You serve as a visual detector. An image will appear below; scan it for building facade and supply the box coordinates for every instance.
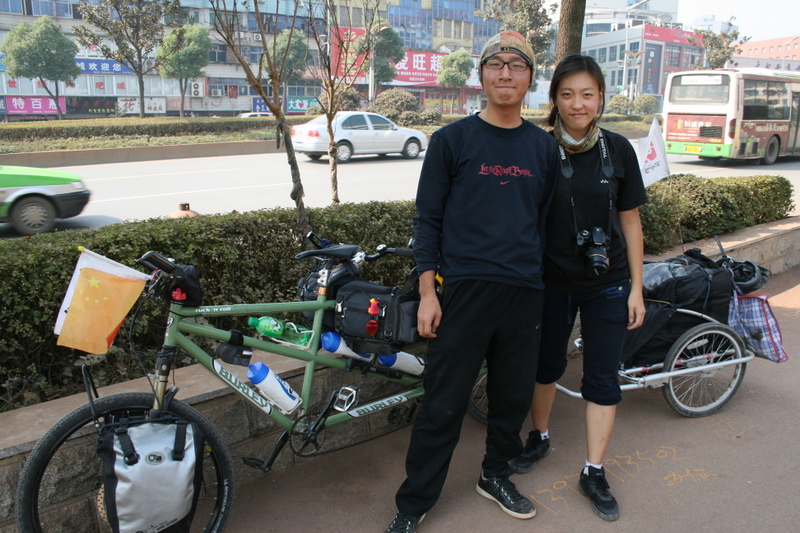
[0,0,501,120]
[581,23,702,109]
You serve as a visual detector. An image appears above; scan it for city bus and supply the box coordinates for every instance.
[662,68,800,164]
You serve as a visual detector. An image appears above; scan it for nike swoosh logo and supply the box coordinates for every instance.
[500,181,510,185]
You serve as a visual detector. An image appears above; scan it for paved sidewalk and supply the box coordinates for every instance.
[224,267,800,533]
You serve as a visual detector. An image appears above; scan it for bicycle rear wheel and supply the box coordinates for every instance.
[661,323,747,418]
[467,363,489,424]
[16,392,234,532]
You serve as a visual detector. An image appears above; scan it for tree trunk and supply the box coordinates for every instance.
[279,117,310,235]
[326,116,340,206]
[556,0,587,65]
[137,71,146,119]
[40,78,63,120]
[179,78,187,118]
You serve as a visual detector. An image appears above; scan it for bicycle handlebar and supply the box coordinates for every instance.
[363,244,414,262]
[137,251,178,275]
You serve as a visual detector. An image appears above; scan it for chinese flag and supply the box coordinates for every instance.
[55,248,151,354]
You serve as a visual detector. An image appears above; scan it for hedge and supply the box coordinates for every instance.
[641,174,794,251]
[0,116,313,141]
[0,175,793,411]
[0,202,417,411]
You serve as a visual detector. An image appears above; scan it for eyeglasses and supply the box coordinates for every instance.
[482,58,531,72]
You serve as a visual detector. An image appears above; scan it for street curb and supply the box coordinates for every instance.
[0,140,285,168]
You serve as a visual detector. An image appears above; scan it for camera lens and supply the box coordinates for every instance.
[585,246,609,278]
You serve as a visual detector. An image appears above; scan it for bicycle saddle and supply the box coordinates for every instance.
[295,244,361,260]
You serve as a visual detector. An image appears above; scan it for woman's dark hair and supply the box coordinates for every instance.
[547,54,606,127]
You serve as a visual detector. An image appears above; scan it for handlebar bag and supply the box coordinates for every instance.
[96,416,204,533]
[166,264,203,307]
[334,280,421,355]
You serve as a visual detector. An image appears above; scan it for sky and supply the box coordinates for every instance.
[676,0,800,43]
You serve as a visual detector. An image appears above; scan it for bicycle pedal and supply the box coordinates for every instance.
[387,404,415,425]
[333,386,360,412]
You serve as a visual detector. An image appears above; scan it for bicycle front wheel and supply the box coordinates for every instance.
[16,392,235,532]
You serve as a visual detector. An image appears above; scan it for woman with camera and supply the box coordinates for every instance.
[512,54,647,522]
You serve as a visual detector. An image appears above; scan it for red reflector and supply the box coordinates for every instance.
[728,118,736,139]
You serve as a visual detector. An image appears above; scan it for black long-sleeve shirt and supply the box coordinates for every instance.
[413,115,559,289]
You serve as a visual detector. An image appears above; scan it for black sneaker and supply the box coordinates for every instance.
[579,466,619,521]
[476,470,536,519]
[511,430,551,474]
[385,512,425,532]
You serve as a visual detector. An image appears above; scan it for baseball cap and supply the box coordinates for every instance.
[480,30,535,69]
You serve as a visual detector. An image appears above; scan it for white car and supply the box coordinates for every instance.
[237,112,272,118]
[290,111,428,163]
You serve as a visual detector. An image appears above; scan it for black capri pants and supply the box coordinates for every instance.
[536,281,630,406]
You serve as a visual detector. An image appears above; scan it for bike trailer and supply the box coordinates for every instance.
[622,260,733,368]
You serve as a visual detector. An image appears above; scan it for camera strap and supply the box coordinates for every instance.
[557,130,614,242]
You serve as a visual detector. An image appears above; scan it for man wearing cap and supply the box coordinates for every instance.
[385,31,560,532]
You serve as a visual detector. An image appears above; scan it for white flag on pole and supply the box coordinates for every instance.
[637,117,671,187]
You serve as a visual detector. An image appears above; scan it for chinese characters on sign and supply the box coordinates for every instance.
[66,97,118,114]
[329,27,480,89]
[253,96,314,114]
[118,97,167,115]
[75,59,134,75]
[6,96,66,115]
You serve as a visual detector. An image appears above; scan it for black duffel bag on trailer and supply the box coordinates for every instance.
[96,415,204,533]
[334,277,422,355]
[622,261,733,368]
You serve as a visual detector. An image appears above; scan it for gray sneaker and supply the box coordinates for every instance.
[385,512,425,532]
[512,430,551,474]
[475,470,536,519]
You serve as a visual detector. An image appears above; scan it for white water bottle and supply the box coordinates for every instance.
[320,332,374,363]
[377,352,425,376]
[247,362,302,414]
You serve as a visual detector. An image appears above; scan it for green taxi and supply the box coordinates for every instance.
[0,165,91,235]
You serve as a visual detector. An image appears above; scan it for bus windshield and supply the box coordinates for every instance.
[669,74,731,105]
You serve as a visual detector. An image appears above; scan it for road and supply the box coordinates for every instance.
[2,143,800,237]
[67,153,424,221]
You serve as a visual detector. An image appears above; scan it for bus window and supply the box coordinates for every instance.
[744,80,768,119]
[668,74,730,105]
[768,82,789,119]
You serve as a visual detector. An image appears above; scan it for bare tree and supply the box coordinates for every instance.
[207,0,315,233]
[302,0,385,206]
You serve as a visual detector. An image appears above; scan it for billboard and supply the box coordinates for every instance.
[6,96,66,114]
[117,97,167,115]
[643,43,663,94]
[252,96,316,114]
[75,58,134,75]
[330,27,481,89]
[643,25,700,46]
[66,97,118,114]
